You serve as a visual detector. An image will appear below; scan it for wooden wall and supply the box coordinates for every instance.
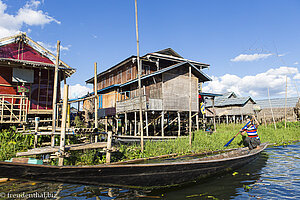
[257,107,298,122]
[0,65,58,112]
[206,101,255,117]
[162,68,198,112]
[96,61,157,91]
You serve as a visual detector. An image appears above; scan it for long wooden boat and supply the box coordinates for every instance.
[0,143,268,188]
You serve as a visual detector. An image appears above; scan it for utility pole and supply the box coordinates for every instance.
[134,0,144,152]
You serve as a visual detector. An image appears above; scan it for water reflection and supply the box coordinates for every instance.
[0,144,299,199]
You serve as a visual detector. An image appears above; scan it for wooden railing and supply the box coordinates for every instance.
[0,94,28,123]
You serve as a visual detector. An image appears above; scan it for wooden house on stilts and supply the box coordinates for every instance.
[85,48,211,138]
[0,33,75,126]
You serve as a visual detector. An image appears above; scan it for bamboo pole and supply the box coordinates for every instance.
[189,65,192,146]
[58,84,69,166]
[268,88,277,130]
[285,76,287,129]
[94,62,98,129]
[51,41,60,147]
[134,0,144,152]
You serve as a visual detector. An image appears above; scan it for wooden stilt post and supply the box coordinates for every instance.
[196,113,199,131]
[105,116,108,132]
[125,112,127,135]
[161,111,164,137]
[67,104,70,128]
[189,65,192,146]
[212,97,216,132]
[145,111,149,136]
[58,84,69,166]
[178,112,180,136]
[51,40,60,147]
[153,118,156,136]
[130,119,132,135]
[134,112,137,136]
[34,117,39,148]
[106,131,112,164]
[115,115,118,134]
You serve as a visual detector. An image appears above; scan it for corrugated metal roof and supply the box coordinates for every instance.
[206,96,254,107]
[255,97,299,109]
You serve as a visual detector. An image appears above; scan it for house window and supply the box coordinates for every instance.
[102,78,106,88]
[142,65,150,75]
[12,68,34,83]
[117,70,122,84]
[109,74,114,85]
[126,66,132,80]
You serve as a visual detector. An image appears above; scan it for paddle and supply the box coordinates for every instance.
[224,131,241,147]
[224,120,251,147]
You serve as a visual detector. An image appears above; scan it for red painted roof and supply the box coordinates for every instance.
[0,42,54,64]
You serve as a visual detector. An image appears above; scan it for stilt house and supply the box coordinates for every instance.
[0,33,75,124]
[85,48,211,136]
[205,92,256,124]
[255,97,300,122]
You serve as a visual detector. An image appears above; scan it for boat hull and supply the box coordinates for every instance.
[0,144,267,188]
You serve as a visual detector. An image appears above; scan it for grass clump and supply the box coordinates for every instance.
[0,129,34,161]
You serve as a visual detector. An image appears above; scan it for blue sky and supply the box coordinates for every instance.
[1,0,299,99]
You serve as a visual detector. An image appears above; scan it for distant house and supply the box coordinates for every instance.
[205,92,256,124]
[0,33,75,124]
[255,97,300,122]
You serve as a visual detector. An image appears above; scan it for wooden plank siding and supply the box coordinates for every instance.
[0,65,58,114]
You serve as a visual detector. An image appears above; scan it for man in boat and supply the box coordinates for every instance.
[240,115,261,150]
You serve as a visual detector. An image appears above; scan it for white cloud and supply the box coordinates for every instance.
[203,66,300,98]
[230,53,273,62]
[37,41,71,54]
[294,74,300,80]
[0,0,60,38]
[62,84,92,100]
[294,62,298,65]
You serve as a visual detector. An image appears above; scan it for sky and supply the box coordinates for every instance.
[0,0,299,100]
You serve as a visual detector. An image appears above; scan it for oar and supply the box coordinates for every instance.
[224,120,251,147]
[224,131,241,147]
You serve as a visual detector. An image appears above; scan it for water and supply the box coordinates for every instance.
[0,143,299,199]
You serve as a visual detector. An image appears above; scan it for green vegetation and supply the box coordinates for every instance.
[115,121,299,162]
[0,121,299,165]
[0,128,34,161]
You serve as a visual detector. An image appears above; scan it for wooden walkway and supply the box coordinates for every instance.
[16,142,107,157]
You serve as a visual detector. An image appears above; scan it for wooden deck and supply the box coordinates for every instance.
[16,142,107,157]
